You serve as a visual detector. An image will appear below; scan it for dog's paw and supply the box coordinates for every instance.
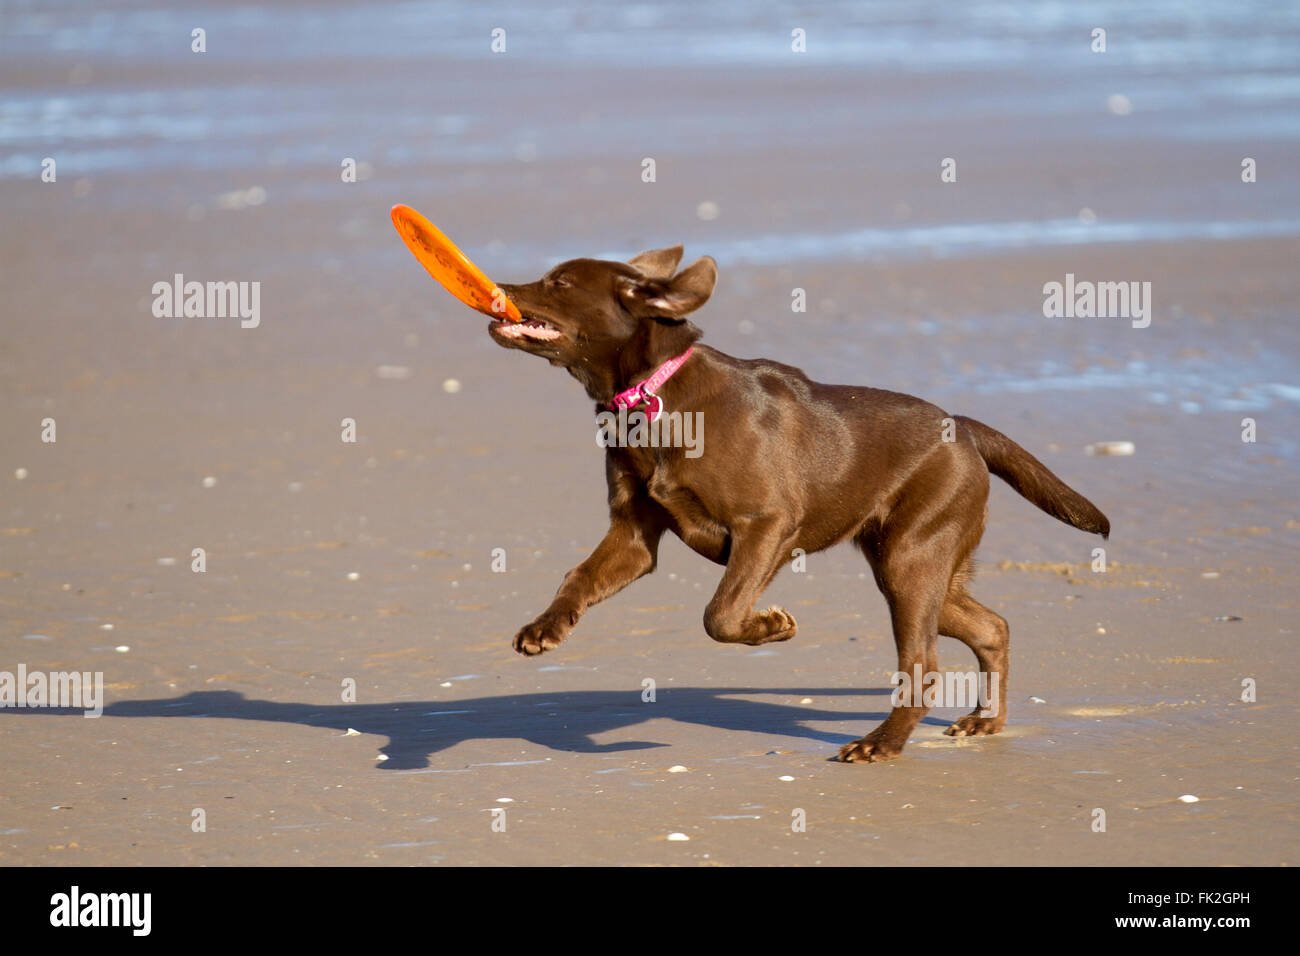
[744,605,797,645]
[838,729,906,763]
[944,711,1006,737]
[512,612,570,656]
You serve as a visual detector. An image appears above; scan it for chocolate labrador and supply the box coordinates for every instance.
[487,246,1109,762]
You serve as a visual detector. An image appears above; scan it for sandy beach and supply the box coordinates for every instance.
[1,1,1297,866]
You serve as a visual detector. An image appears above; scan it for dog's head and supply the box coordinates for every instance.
[490,246,716,401]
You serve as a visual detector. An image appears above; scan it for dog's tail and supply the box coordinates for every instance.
[956,416,1110,538]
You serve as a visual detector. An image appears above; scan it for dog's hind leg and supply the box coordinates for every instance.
[842,450,988,762]
[838,548,948,763]
[702,515,799,645]
[939,579,1009,736]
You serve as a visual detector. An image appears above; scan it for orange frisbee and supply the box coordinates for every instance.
[391,204,522,321]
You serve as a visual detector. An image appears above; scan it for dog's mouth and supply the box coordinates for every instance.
[489,312,562,343]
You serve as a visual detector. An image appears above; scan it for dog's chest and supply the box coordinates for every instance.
[639,464,729,561]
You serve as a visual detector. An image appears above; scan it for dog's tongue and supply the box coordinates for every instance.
[391,204,522,321]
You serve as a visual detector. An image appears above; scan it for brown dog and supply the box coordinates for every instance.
[489,246,1109,762]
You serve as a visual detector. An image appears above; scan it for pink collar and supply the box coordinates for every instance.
[608,346,694,422]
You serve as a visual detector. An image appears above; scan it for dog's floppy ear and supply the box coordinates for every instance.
[627,245,684,280]
[618,255,717,323]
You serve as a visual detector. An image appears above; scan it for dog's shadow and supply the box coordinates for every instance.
[12,686,953,769]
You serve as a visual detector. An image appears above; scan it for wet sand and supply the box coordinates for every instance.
[2,2,1298,865]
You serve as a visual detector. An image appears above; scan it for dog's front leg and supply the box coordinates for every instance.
[702,515,799,645]
[513,497,666,656]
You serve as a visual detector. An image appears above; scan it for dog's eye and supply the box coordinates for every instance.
[549,275,571,289]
